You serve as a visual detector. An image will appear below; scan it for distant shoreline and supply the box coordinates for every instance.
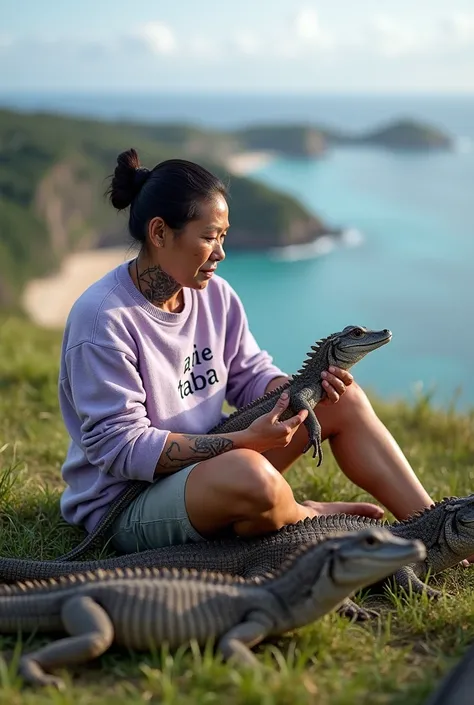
[22,228,365,329]
[268,228,364,262]
[226,150,276,175]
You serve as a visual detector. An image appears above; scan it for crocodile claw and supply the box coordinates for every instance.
[316,443,323,467]
[19,656,66,690]
[338,599,379,622]
[302,439,323,466]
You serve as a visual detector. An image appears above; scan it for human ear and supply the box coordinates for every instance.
[148,217,166,248]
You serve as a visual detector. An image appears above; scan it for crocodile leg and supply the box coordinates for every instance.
[19,596,115,688]
[338,598,379,622]
[393,566,443,599]
[217,611,273,667]
[289,393,323,465]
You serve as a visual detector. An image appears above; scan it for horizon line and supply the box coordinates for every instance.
[1,88,474,97]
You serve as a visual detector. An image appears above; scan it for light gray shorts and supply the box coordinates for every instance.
[107,463,205,553]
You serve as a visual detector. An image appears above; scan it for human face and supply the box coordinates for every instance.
[152,194,229,291]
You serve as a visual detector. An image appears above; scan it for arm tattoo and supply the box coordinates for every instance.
[156,435,235,472]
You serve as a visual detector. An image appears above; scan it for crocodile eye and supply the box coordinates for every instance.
[351,328,364,338]
[363,535,379,548]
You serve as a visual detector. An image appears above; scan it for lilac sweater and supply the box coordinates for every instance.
[59,261,284,532]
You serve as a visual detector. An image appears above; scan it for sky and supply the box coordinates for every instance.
[1,0,473,93]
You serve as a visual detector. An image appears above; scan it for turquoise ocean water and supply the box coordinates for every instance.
[219,144,474,408]
[3,93,474,407]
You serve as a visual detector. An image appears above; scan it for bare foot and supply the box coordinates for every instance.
[460,554,474,567]
[301,500,384,520]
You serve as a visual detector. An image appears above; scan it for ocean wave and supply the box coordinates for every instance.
[267,228,364,262]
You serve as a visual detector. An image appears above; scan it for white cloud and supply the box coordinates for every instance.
[131,22,177,56]
[231,6,335,59]
[234,30,261,56]
[361,12,474,59]
[247,5,335,57]
[293,6,331,45]
[186,36,217,59]
[438,13,474,45]
[4,9,472,67]
[0,8,472,92]
[365,16,419,57]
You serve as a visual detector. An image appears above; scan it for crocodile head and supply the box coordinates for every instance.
[268,528,425,628]
[329,325,392,368]
[295,326,392,379]
[391,494,474,575]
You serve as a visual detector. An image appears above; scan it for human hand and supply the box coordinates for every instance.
[243,392,308,453]
[319,366,353,405]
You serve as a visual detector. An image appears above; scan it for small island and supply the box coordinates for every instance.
[230,119,454,156]
[353,119,454,151]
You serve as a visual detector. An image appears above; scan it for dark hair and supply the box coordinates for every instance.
[107,149,228,243]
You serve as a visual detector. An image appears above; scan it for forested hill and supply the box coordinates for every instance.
[0,109,329,308]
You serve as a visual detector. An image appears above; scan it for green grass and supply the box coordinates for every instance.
[0,314,474,703]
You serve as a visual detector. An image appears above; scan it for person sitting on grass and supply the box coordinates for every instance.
[58,149,435,553]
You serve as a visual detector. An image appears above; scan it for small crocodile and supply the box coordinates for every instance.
[424,641,474,705]
[57,324,392,562]
[211,325,391,463]
[2,496,473,621]
[0,528,424,689]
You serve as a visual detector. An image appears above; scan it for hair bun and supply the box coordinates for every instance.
[107,148,150,211]
[134,167,151,191]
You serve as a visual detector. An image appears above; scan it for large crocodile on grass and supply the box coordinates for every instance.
[2,496,473,622]
[0,528,424,689]
[56,324,392,562]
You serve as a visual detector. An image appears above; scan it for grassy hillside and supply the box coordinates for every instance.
[0,314,473,703]
[0,110,325,309]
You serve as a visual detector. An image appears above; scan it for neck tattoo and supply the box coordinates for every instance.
[135,257,181,306]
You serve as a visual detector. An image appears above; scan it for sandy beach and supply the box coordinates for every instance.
[225,150,276,175]
[22,246,131,329]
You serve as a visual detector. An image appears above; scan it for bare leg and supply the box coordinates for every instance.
[264,382,433,521]
[185,449,312,538]
[185,448,380,539]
